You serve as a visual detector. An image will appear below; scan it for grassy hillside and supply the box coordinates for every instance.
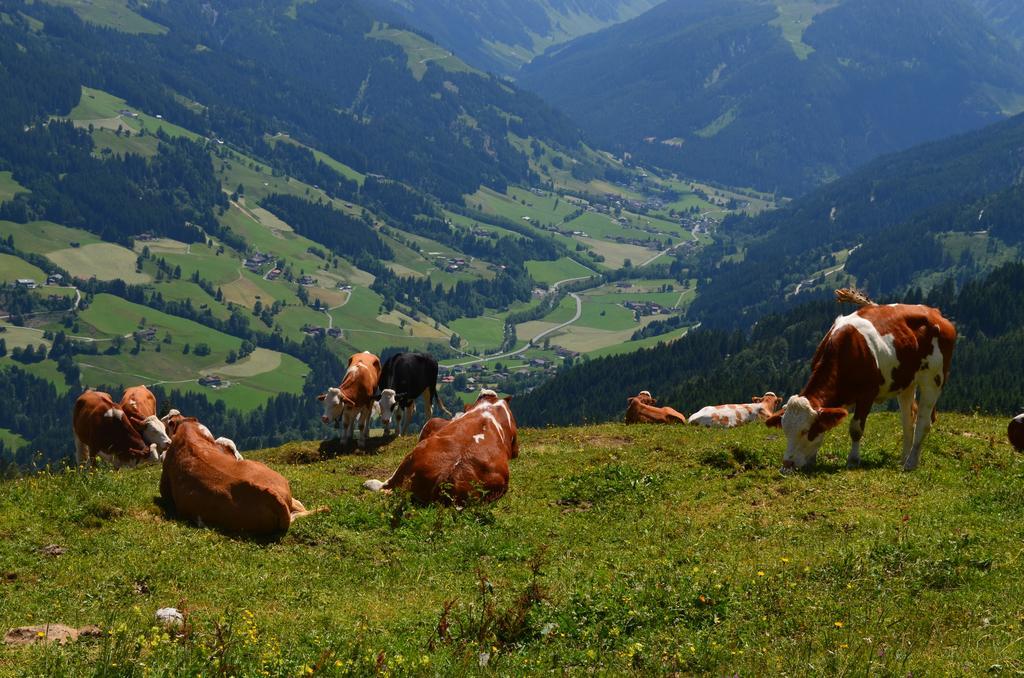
[1,415,1022,674]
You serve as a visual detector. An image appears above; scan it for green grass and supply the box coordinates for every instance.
[368,24,480,80]
[586,325,692,358]
[449,315,506,351]
[0,171,28,202]
[41,0,167,34]
[769,1,839,60]
[0,220,102,255]
[0,254,46,284]
[0,426,27,451]
[525,258,594,286]
[1,414,1023,674]
[47,243,149,284]
[68,87,198,141]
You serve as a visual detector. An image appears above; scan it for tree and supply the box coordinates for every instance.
[0,338,5,357]
[226,350,238,364]
[193,343,211,357]
[450,334,461,349]
[183,343,191,355]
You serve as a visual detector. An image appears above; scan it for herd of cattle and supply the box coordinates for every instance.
[68,290,1024,536]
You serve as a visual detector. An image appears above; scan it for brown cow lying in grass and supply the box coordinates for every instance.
[160,418,322,535]
[363,390,518,505]
[624,391,687,425]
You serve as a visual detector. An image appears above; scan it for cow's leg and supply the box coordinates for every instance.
[74,435,88,467]
[341,409,355,445]
[422,388,433,419]
[897,387,917,464]
[846,403,870,468]
[400,403,414,436]
[905,382,940,471]
[358,407,371,447]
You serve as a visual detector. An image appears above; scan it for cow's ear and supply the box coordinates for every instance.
[765,411,784,428]
[751,396,762,403]
[811,409,843,436]
[503,395,513,403]
[316,393,326,401]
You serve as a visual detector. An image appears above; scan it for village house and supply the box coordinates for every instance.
[297,274,316,286]
[15,279,36,289]
[198,375,223,387]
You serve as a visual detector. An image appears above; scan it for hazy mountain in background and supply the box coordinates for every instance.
[970,0,1024,44]
[364,0,662,74]
[521,0,1024,195]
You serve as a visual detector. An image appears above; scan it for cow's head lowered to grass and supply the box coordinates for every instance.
[766,395,847,471]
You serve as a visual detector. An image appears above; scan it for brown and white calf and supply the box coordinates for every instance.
[624,391,687,425]
[690,392,782,428]
[766,294,956,471]
[72,390,159,468]
[161,410,242,460]
[318,351,381,446]
[159,419,321,535]
[363,390,519,505]
[120,385,171,456]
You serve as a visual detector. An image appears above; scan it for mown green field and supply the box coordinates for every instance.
[42,0,167,34]
[1,414,1022,675]
[524,258,594,286]
[0,254,45,284]
[0,172,28,202]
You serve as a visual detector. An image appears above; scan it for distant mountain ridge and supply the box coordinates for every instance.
[521,0,1024,195]
[365,0,662,74]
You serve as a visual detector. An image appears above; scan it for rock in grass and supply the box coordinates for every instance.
[155,608,184,628]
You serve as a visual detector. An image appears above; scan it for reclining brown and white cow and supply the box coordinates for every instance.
[363,390,518,505]
[160,418,321,535]
[318,351,381,447]
[72,390,160,468]
[689,392,782,428]
[120,385,172,456]
[161,409,242,460]
[766,290,956,472]
[624,391,687,425]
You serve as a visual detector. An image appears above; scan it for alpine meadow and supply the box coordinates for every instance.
[3,0,1024,675]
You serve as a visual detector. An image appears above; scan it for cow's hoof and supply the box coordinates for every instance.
[779,466,795,476]
[846,458,861,469]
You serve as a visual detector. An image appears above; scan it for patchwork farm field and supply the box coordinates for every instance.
[1,415,1022,675]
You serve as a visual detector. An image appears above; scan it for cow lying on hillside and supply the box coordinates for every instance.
[160,418,321,535]
[72,390,159,468]
[161,409,242,460]
[690,392,782,428]
[319,351,381,446]
[624,391,687,425]
[377,352,452,436]
[120,385,171,456]
[766,289,956,472]
[363,390,518,505]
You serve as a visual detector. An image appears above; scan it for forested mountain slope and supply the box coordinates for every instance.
[521,0,1024,195]
[683,111,1024,328]
[515,262,1024,426]
[970,0,1024,44]
[365,0,662,75]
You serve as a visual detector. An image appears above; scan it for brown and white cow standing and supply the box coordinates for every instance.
[120,385,171,456]
[72,390,159,468]
[689,392,782,428]
[363,390,519,505]
[766,290,956,472]
[624,391,687,425]
[318,351,381,447]
[160,419,321,535]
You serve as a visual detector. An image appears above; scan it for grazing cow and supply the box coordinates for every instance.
[120,385,171,455]
[160,419,322,535]
[624,391,687,425]
[766,290,956,472]
[377,352,452,436]
[161,410,242,460]
[363,390,518,505]
[72,390,159,468]
[1009,414,1024,452]
[690,392,783,428]
[318,351,381,446]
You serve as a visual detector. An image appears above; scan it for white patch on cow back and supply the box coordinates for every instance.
[104,408,124,420]
[479,409,506,443]
[473,434,485,443]
[832,312,898,398]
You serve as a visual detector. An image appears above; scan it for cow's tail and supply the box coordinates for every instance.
[433,385,453,417]
[835,288,874,307]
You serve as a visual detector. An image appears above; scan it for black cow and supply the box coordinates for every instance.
[377,352,452,435]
